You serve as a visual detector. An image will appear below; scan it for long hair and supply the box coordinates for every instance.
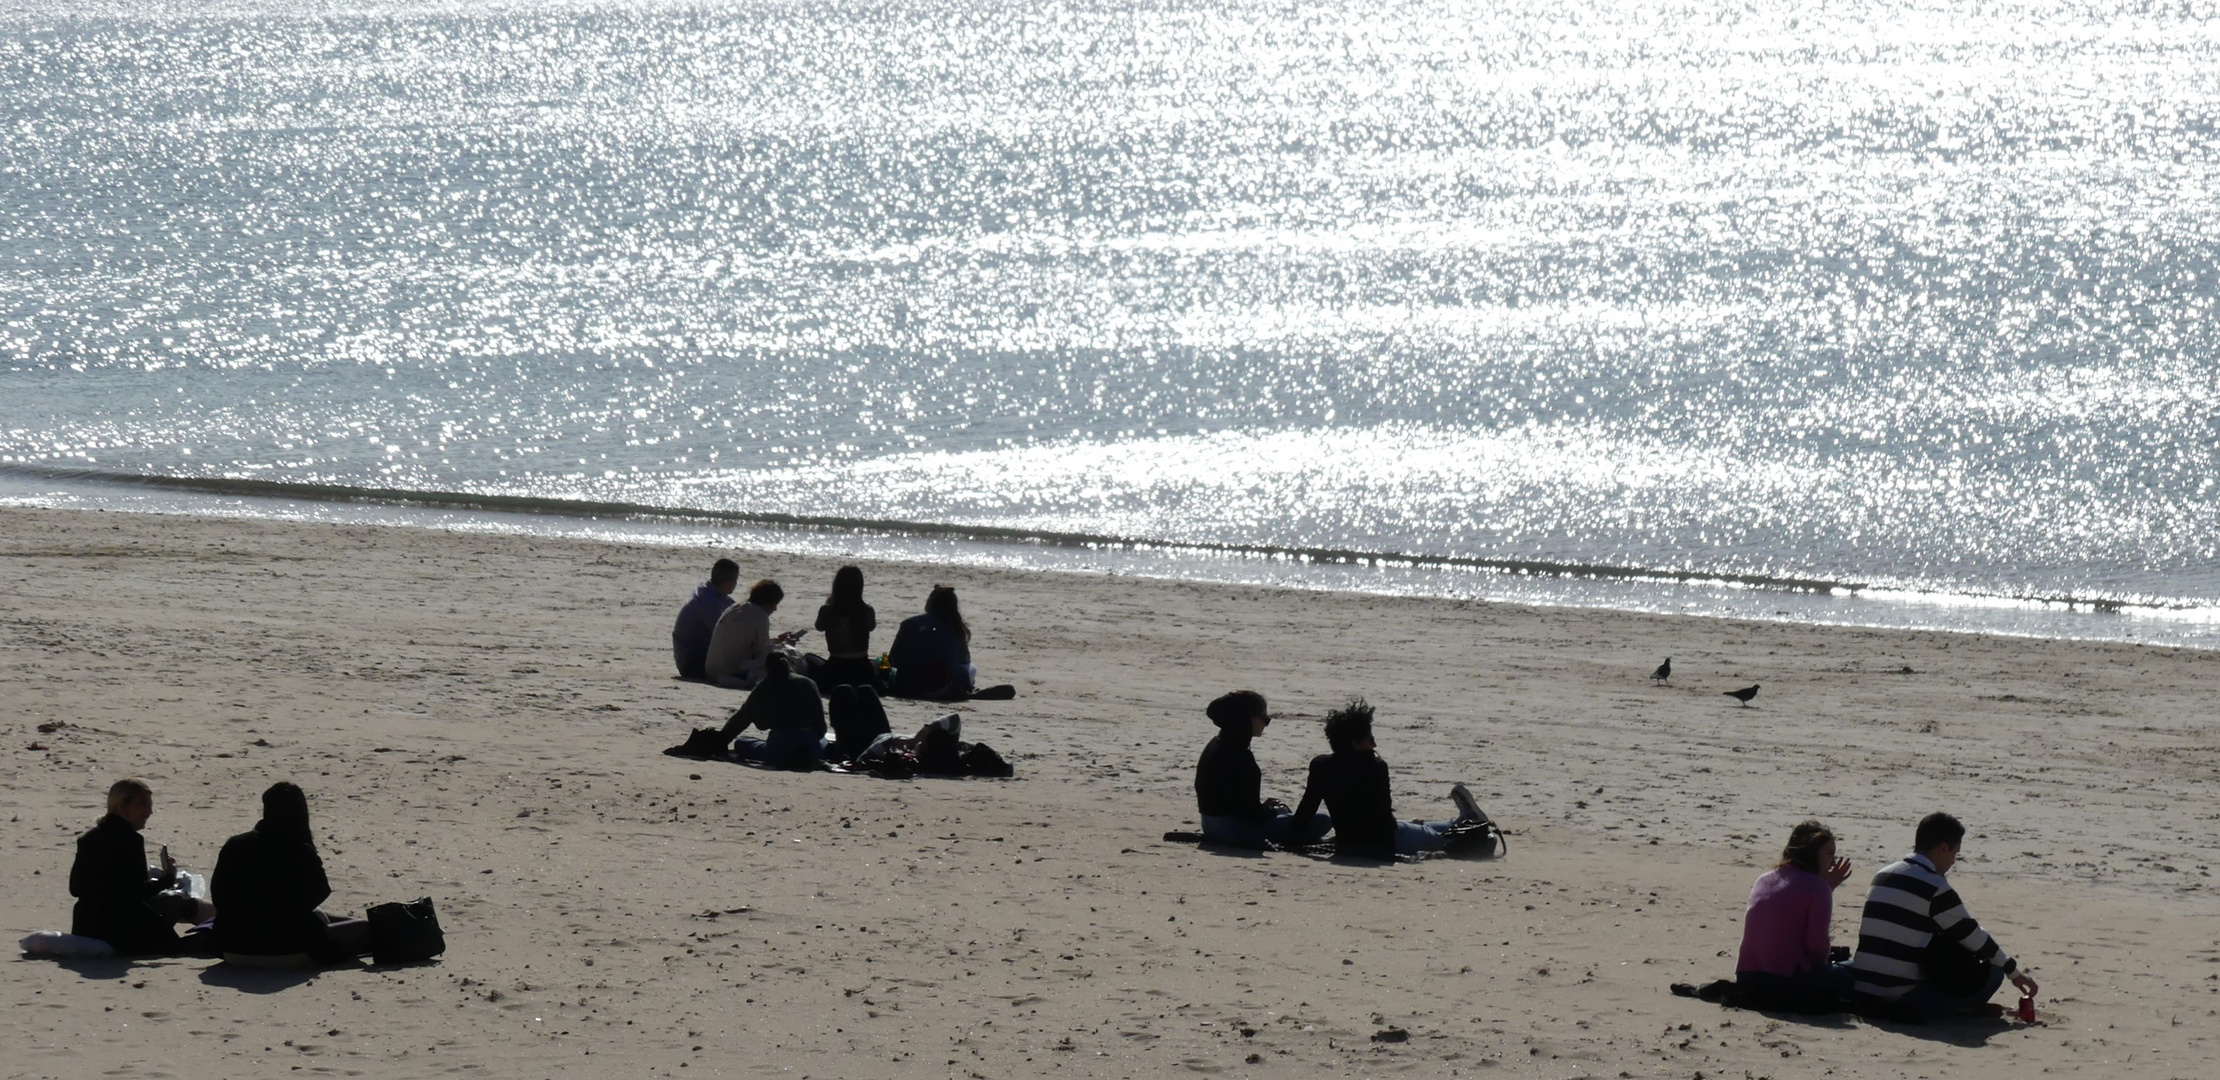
[1777,820,1835,874]
[828,565,866,612]
[925,585,969,643]
[259,781,315,846]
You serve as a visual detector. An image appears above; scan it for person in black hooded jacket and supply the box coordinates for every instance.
[211,782,371,963]
[1195,690,1331,848]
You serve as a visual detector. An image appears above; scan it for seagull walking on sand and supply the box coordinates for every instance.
[1723,684,1759,706]
[1649,658,1671,684]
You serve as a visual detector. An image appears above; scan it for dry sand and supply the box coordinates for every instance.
[4,505,2217,1079]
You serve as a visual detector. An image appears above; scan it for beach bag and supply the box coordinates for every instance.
[959,742,1013,778]
[367,897,446,964]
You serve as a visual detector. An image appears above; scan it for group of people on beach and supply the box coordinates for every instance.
[1724,812,2039,1022]
[667,562,1014,776]
[673,560,1000,702]
[64,778,376,964]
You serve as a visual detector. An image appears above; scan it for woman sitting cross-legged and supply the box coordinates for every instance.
[212,782,372,966]
[1195,690,1331,849]
[1734,820,1856,1012]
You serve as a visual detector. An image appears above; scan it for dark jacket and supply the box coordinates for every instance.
[69,814,178,954]
[814,602,877,657]
[723,671,826,736]
[672,584,735,679]
[888,613,971,698]
[1289,751,1396,859]
[212,823,337,958]
[1195,730,1272,821]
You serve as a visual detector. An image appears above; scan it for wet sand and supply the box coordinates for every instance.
[4,505,2216,1078]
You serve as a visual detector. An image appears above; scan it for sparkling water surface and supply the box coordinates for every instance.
[5,0,2220,642]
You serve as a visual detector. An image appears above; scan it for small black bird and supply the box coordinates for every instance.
[1649,658,1671,684]
[1723,684,1759,706]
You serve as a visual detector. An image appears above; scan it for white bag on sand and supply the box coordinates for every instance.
[19,931,115,958]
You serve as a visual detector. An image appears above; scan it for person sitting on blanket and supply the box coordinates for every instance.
[212,782,373,964]
[69,778,208,955]
[1734,820,1857,1012]
[1194,690,1331,848]
[1285,699,1489,859]
[812,565,882,694]
[704,652,828,769]
[672,558,739,679]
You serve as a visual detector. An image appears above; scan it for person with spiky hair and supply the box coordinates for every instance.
[1286,699,1485,860]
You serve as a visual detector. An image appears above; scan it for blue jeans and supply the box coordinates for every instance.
[1394,820,1460,855]
[1893,963,2006,1021]
[733,729,827,770]
[1201,811,1333,849]
[1737,961,1854,1012]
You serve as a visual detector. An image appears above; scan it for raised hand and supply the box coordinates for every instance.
[1824,855,1853,889]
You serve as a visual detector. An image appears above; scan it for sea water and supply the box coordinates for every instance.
[4,0,2219,645]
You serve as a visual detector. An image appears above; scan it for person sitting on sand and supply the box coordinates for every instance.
[812,565,881,693]
[703,652,828,769]
[1285,699,1488,860]
[69,778,205,955]
[705,579,803,689]
[1734,820,1856,1011]
[1850,812,2038,1021]
[212,782,372,965]
[1195,690,1331,849]
[672,558,740,679]
[888,585,975,699]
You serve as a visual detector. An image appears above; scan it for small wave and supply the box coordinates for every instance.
[1,463,2197,618]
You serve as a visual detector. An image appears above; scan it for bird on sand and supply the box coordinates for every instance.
[1649,658,1671,684]
[1723,685,1759,706]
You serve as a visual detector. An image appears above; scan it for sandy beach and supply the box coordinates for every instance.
[4,505,2216,1079]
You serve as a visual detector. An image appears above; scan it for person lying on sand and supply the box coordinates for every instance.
[212,782,372,966]
[1286,699,1492,859]
[1734,820,1856,1012]
[1194,690,1331,849]
[672,558,739,680]
[68,778,209,955]
[849,714,1013,778]
[705,579,805,689]
[1851,812,2038,1021]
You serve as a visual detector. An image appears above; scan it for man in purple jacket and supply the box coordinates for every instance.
[672,558,739,679]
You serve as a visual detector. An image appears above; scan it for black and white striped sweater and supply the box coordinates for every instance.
[1850,853,2016,1001]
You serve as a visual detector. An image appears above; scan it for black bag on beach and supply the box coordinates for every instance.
[367,897,446,964]
[959,742,1014,778]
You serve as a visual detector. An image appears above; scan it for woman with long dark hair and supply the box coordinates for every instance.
[888,585,975,699]
[813,565,881,692]
[212,782,372,965]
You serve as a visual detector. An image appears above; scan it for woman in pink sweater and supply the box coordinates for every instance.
[1734,820,1855,1011]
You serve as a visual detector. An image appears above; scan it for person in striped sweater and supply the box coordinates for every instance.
[1850,812,2039,1021]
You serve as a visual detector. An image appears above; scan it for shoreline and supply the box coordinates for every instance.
[5,505,2216,1078]
[7,466,2217,653]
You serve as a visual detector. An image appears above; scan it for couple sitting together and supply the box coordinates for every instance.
[1729,812,2038,1022]
[667,652,1011,777]
[1194,692,1497,860]
[673,561,1010,702]
[68,778,375,965]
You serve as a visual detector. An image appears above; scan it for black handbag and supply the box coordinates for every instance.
[366,897,446,964]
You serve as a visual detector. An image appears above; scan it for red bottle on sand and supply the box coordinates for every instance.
[2017,994,2036,1022]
